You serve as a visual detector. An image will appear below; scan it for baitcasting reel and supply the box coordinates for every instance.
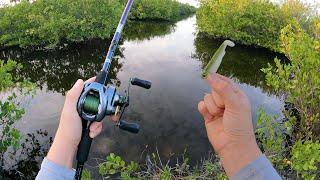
[77,77,151,133]
[74,77,151,180]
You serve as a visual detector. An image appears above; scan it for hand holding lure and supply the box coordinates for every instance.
[202,40,235,78]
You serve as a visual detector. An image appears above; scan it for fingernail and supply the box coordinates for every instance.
[89,132,94,138]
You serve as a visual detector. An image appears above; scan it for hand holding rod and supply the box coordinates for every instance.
[75,1,135,179]
[75,121,93,180]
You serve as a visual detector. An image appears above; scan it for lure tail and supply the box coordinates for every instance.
[202,40,235,78]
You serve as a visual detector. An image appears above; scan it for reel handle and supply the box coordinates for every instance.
[131,78,152,89]
[118,119,140,134]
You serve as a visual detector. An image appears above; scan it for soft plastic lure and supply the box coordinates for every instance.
[202,40,235,78]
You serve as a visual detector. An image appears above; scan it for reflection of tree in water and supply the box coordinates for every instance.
[0,20,178,94]
[3,129,52,179]
[124,21,175,41]
[193,33,287,91]
[0,39,124,94]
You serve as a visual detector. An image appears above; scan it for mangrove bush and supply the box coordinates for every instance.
[0,59,34,178]
[0,0,195,48]
[196,0,318,51]
[130,0,196,21]
[258,22,320,179]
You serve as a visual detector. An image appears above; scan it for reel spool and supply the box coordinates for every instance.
[77,77,152,133]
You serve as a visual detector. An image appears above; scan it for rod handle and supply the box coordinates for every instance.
[118,120,140,134]
[131,78,152,89]
[76,121,93,163]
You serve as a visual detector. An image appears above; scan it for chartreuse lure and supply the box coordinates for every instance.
[202,40,235,78]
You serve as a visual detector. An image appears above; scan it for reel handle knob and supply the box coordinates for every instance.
[131,78,152,89]
[118,120,140,134]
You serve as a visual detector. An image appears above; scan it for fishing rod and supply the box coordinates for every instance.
[75,0,151,179]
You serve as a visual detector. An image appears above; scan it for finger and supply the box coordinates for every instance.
[211,90,224,108]
[110,115,119,122]
[85,77,96,84]
[66,79,84,105]
[89,122,103,138]
[213,74,248,103]
[216,74,234,84]
[198,101,214,121]
[203,94,223,116]
[206,73,239,108]
[89,125,102,138]
[89,121,102,132]
[216,74,242,94]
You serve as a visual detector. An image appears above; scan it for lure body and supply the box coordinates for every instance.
[202,40,235,78]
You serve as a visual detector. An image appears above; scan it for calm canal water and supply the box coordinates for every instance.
[1,16,283,173]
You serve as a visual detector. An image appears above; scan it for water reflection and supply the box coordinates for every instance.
[124,21,176,41]
[3,129,52,179]
[0,21,177,94]
[1,39,123,94]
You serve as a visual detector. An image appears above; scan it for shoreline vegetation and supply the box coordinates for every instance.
[196,0,319,52]
[0,0,196,49]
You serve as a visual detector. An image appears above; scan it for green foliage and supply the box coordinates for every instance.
[96,152,226,179]
[262,22,320,139]
[0,60,21,91]
[291,140,320,180]
[82,169,92,180]
[0,101,23,153]
[197,0,286,51]
[258,19,320,179]
[0,59,34,175]
[0,0,195,48]
[0,0,123,48]
[0,60,23,155]
[256,109,291,173]
[281,0,312,32]
[314,18,320,39]
[130,0,196,21]
[196,0,318,51]
[201,156,227,180]
[98,153,139,179]
[256,108,320,179]
[160,166,172,180]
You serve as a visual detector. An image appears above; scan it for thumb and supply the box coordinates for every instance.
[66,79,84,105]
[206,74,239,109]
